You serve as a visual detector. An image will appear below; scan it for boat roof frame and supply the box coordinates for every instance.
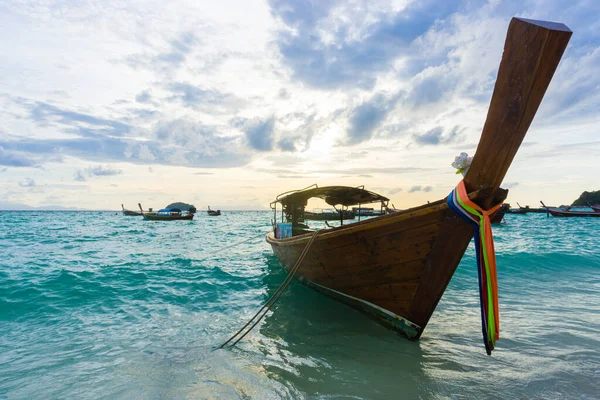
[270,184,390,209]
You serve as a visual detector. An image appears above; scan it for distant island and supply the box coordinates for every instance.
[572,190,600,206]
[165,202,196,211]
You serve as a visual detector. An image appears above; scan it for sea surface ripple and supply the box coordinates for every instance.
[0,211,599,399]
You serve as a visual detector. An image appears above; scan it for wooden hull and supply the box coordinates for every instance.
[490,204,509,224]
[267,196,487,339]
[122,210,142,216]
[207,210,221,216]
[143,214,194,221]
[547,208,600,218]
[507,209,528,214]
[591,205,600,213]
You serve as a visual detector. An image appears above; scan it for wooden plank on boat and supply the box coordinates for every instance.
[465,18,572,208]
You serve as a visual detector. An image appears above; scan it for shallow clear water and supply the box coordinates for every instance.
[1,211,599,399]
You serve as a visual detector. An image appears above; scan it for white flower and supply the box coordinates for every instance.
[451,152,472,176]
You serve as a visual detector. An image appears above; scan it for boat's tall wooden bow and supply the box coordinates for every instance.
[465,18,572,208]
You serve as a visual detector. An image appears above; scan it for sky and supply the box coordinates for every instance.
[0,0,598,210]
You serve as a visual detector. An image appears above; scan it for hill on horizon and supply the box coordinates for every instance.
[572,190,600,206]
[165,202,195,211]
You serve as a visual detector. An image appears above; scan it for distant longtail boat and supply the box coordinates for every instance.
[138,204,195,221]
[121,204,142,216]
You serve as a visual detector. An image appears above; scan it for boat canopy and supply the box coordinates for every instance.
[274,185,389,208]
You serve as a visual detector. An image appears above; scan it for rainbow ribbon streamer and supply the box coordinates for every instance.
[447,181,502,355]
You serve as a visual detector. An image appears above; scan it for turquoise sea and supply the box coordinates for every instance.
[1,211,599,399]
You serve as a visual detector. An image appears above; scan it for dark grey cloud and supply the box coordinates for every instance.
[408,185,432,193]
[269,0,468,89]
[414,126,462,146]
[18,178,36,187]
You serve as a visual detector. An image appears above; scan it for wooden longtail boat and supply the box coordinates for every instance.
[266,18,572,341]
[541,202,600,218]
[207,206,221,216]
[490,204,509,224]
[122,204,142,216]
[138,203,195,221]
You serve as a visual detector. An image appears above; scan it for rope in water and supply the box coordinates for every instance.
[219,229,322,348]
[447,180,502,355]
[188,231,269,261]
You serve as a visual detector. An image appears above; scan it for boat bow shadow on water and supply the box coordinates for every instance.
[265,18,572,347]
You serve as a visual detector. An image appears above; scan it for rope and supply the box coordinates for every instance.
[447,181,502,355]
[189,231,269,261]
[219,229,322,348]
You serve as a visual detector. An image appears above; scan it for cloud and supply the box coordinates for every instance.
[253,166,429,176]
[0,146,38,167]
[74,165,122,182]
[233,117,276,152]
[125,31,199,74]
[347,93,399,144]
[3,97,251,168]
[406,65,458,108]
[372,186,403,195]
[413,126,462,146]
[19,178,36,187]
[29,101,131,138]
[135,90,153,103]
[166,82,237,110]
[408,185,432,193]
[85,165,122,176]
[269,0,468,89]
[275,112,324,152]
[74,170,87,182]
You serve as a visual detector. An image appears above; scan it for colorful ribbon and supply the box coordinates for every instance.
[447,181,502,355]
